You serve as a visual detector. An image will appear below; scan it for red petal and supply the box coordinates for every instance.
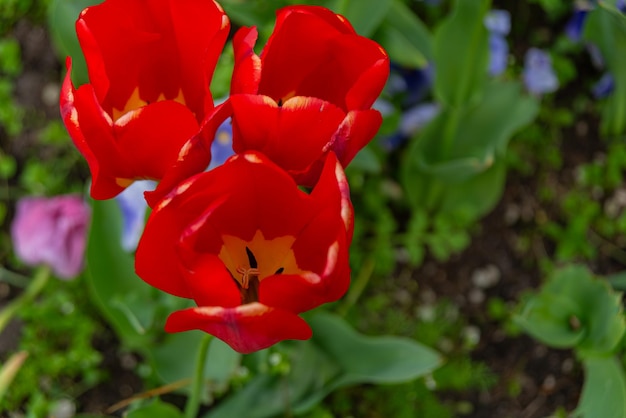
[146,101,232,208]
[310,152,354,241]
[260,236,350,313]
[180,254,240,308]
[231,26,262,95]
[77,0,228,119]
[328,109,383,167]
[113,100,200,180]
[60,58,128,199]
[165,303,312,353]
[230,94,345,182]
[346,57,390,110]
[256,7,387,111]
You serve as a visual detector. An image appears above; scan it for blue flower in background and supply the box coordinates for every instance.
[485,9,511,76]
[115,180,155,252]
[387,63,434,108]
[592,72,615,99]
[208,118,235,170]
[522,48,559,95]
[563,1,624,98]
[564,8,589,42]
[379,101,440,151]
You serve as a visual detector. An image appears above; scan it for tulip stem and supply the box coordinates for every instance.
[184,334,213,418]
[0,266,50,335]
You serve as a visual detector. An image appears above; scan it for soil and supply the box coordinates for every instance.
[1,13,618,418]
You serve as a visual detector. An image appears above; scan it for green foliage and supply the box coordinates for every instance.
[583,3,626,136]
[86,198,242,396]
[433,0,490,107]
[2,278,104,414]
[516,265,625,356]
[205,311,441,418]
[375,0,432,68]
[574,356,626,418]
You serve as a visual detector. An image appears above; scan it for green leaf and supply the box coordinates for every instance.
[402,81,538,213]
[86,199,157,348]
[126,399,183,418]
[293,311,442,412]
[340,0,391,37]
[150,331,240,386]
[205,341,336,418]
[583,4,626,135]
[433,0,491,107]
[375,0,432,68]
[206,312,441,418]
[438,156,507,219]
[516,265,626,355]
[608,271,626,291]
[574,356,626,418]
[47,0,99,85]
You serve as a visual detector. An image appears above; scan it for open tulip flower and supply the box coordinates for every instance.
[229,5,389,186]
[135,151,353,353]
[60,0,230,199]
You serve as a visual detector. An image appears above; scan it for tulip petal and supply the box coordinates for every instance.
[180,254,241,308]
[61,59,129,199]
[231,26,262,95]
[113,100,200,180]
[145,100,232,208]
[230,94,345,183]
[165,303,312,353]
[77,0,228,118]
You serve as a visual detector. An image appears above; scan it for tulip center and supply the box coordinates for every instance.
[112,87,186,121]
[218,230,300,303]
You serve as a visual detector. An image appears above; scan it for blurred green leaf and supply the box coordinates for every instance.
[349,146,381,173]
[433,0,490,107]
[574,356,626,418]
[340,0,391,37]
[402,81,538,215]
[48,0,99,85]
[86,198,156,347]
[126,399,183,418]
[583,4,626,136]
[206,312,440,418]
[375,0,432,68]
[516,265,626,355]
[151,331,240,386]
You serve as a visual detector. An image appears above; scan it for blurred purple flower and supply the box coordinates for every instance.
[565,9,589,42]
[11,195,90,279]
[115,180,154,252]
[387,63,434,107]
[592,72,615,99]
[485,10,511,76]
[208,118,234,170]
[485,10,511,35]
[522,48,559,95]
[380,103,440,150]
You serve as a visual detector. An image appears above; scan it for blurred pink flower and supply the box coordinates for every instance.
[11,195,90,279]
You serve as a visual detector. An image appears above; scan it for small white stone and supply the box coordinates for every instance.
[471,264,501,289]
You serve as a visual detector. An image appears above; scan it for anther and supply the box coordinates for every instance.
[236,266,260,289]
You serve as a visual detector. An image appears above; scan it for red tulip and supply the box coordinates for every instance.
[229,6,389,186]
[135,151,353,353]
[60,0,230,199]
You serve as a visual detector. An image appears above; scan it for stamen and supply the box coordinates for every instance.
[236,266,260,289]
[275,267,284,275]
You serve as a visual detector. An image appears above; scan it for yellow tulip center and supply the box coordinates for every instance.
[219,230,301,303]
[112,87,186,121]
